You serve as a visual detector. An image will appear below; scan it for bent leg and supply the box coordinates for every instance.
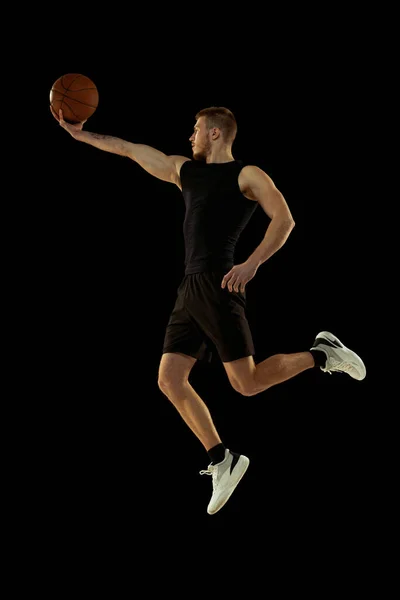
[158,352,222,450]
[223,352,315,396]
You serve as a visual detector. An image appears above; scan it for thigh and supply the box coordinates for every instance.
[186,271,255,362]
[223,355,256,390]
[159,352,197,384]
[162,278,211,362]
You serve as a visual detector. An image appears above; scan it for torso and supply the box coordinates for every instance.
[177,159,256,202]
[178,159,258,275]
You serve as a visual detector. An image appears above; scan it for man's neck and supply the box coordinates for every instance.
[206,149,234,164]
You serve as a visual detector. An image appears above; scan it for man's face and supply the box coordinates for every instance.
[189,117,211,161]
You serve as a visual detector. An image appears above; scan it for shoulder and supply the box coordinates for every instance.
[239,164,265,178]
[168,156,191,188]
[239,164,274,184]
[172,156,193,175]
[238,163,265,185]
[238,165,276,199]
[169,155,191,173]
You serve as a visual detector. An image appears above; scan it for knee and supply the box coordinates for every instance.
[158,371,186,396]
[158,373,174,395]
[229,377,262,397]
[158,353,196,398]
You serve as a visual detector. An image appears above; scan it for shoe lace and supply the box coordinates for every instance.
[199,465,218,487]
[322,360,354,375]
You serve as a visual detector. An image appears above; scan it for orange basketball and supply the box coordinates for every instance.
[50,73,99,124]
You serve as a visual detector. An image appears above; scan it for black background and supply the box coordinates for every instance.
[21,29,381,587]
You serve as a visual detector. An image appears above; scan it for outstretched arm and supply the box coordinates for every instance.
[50,107,190,188]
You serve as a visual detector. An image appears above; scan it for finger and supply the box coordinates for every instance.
[227,277,236,292]
[239,281,246,293]
[233,279,241,292]
[221,270,232,288]
[59,109,64,122]
[50,106,59,121]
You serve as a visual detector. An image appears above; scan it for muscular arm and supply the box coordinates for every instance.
[53,109,190,188]
[76,130,189,186]
[240,165,295,266]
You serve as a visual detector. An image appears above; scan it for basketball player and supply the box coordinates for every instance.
[51,105,366,515]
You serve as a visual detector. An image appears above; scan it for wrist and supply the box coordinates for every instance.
[72,129,85,141]
[247,254,262,268]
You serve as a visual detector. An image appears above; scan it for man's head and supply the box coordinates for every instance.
[189,107,237,161]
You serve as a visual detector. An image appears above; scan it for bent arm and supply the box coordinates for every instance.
[240,165,295,266]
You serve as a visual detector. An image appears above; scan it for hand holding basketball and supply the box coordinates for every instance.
[50,107,86,135]
[50,73,99,124]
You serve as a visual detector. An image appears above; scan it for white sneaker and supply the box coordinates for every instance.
[311,331,366,380]
[199,449,249,515]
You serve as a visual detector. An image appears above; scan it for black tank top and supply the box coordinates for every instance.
[180,160,258,275]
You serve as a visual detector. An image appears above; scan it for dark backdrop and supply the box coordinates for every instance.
[27,50,376,573]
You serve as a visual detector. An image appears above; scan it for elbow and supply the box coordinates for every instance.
[283,217,295,241]
[286,216,295,233]
[277,207,295,231]
[271,211,295,235]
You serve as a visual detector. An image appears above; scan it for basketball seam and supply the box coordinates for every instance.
[51,94,98,109]
[62,73,82,92]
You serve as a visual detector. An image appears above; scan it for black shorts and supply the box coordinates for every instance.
[162,270,255,363]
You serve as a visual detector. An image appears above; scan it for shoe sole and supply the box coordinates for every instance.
[207,456,250,515]
[314,331,366,380]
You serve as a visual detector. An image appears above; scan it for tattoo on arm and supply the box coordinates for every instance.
[84,132,130,156]
[89,133,113,140]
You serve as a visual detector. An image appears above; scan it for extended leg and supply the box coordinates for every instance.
[224,331,366,396]
[224,352,315,396]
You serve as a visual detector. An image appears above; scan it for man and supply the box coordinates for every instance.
[51,105,366,515]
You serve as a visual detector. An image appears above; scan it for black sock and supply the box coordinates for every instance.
[208,443,227,465]
[310,349,327,368]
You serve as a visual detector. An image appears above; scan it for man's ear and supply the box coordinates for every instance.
[211,127,221,140]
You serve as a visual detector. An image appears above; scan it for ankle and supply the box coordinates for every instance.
[207,443,226,465]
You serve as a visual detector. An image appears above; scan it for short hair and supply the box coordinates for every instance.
[195,106,237,144]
